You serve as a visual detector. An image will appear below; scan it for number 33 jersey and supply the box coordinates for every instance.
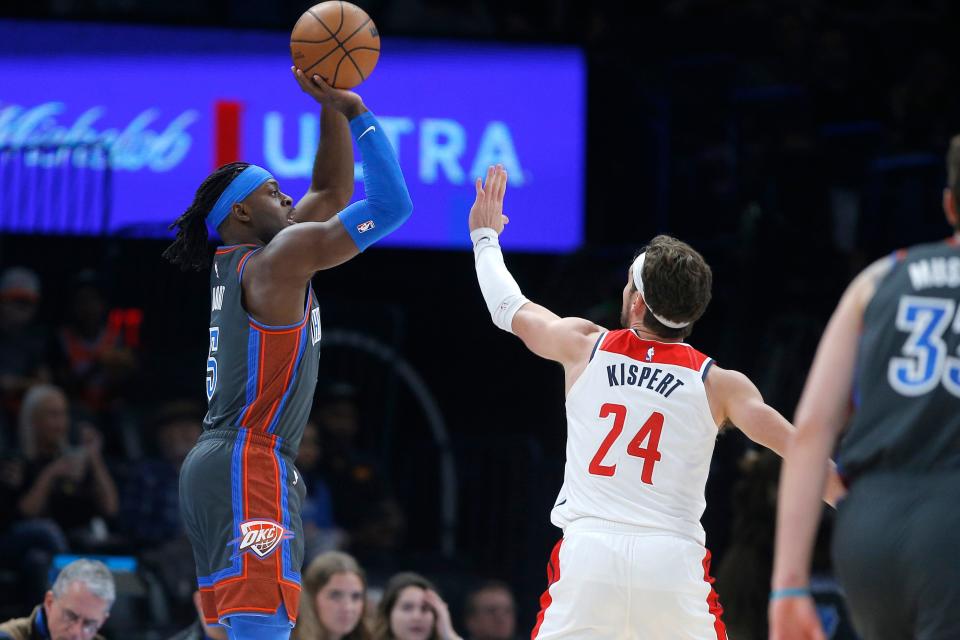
[551,329,717,544]
[839,237,960,481]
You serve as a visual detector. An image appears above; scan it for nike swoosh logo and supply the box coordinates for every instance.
[358,125,376,140]
[293,469,299,485]
[555,498,567,507]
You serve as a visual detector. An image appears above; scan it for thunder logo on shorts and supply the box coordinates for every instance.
[231,519,295,560]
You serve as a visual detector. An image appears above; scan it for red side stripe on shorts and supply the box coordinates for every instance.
[531,539,563,639]
[701,549,727,639]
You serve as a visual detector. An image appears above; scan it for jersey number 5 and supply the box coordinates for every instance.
[206,326,220,401]
[589,403,664,485]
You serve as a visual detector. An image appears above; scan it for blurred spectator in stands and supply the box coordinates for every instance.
[0,557,114,640]
[714,449,779,640]
[51,270,138,421]
[166,591,227,640]
[462,581,517,640]
[297,419,344,561]
[0,267,50,447]
[373,572,460,640]
[714,449,859,639]
[0,384,118,608]
[293,551,371,640]
[118,400,202,545]
[14,384,118,538]
[315,384,404,560]
[131,402,208,624]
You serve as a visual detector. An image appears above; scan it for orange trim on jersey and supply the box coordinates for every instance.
[701,549,727,639]
[236,249,257,274]
[600,329,709,371]
[215,244,257,255]
[531,538,563,639]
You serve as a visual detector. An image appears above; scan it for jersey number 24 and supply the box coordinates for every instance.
[589,403,664,485]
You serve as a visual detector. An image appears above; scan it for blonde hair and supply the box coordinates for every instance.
[293,552,371,640]
[18,384,67,460]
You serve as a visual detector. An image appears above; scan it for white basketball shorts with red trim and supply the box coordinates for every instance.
[531,518,727,640]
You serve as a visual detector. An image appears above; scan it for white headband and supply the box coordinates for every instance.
[631,252,691,330]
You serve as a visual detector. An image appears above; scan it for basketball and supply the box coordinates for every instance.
[290,1,380,89]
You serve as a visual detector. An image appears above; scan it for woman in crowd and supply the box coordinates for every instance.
[373,572,461,640]
[293,551,371,640]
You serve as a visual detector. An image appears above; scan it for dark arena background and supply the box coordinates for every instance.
[1,2,959,638]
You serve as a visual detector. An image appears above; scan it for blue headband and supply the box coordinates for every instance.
[206,165,274,230]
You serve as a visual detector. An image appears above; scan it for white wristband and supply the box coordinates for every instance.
[471,228,529,333]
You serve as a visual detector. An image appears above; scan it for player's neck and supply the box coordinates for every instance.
[629,325,682,344]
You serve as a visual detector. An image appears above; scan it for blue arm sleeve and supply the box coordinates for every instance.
[337,111,413,251]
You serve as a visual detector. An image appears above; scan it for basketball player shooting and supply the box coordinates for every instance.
[163,70,412,640]
[468,165,844,639]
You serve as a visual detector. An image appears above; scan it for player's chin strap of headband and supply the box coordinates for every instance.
[631,252,691,330]
[206,165,274,230]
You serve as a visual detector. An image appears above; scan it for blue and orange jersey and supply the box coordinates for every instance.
[203,244,321,453]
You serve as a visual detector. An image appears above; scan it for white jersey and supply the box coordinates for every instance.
[551,329,718,544]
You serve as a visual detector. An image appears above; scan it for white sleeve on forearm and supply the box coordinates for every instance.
[471,227,529,334]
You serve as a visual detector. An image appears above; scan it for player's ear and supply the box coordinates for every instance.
[232,202,252,223]
[944,188,958,228]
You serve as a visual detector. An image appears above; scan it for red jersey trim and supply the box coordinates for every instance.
[215,244,258,255]
[599,329,709,372]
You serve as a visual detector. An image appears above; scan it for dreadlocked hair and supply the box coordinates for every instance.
[162,162,250,270]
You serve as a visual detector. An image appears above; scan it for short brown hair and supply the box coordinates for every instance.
[947,135,960,231]
[293,551,371,640]
[636,235,712,340]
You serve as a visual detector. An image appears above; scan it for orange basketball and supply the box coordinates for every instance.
[290,1,380,89]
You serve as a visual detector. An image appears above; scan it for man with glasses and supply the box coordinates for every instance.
[0,558,114,640]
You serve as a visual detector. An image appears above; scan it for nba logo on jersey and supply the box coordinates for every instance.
[233,519,293,559]
[310,307,321,346]
[646,346,655,362]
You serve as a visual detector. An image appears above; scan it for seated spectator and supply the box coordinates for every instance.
[293,551,370,640]
[0,385,118,608]
[296,420,344,561]
[119,400,202,545]
[462,582,517,640]
[0,267,50,446]
[315,384,404,558]
[166,591,227,640]
[373,572,460,640]
[0,558,114,640]
[14,384,119,540]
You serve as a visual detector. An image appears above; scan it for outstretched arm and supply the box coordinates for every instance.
[769,258,889,640]
[293,97,356,222]
[706,367,845,506]
[469,165,602,374]
[243,73,412,325]
[291,67,363,222]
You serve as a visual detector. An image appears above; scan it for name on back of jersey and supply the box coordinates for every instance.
[606,363,686,398]
[908,256,960,291]
[212,286,225,311]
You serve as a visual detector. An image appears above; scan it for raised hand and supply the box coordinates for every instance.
[468,164,510,235]
[291,66,366,119]
[424,589,461,640]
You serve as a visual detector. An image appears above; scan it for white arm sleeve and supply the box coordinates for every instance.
[471,227,529,334]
